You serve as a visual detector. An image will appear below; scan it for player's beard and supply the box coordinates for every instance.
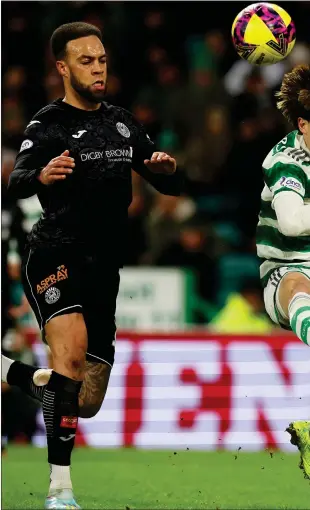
[70,72,106,104]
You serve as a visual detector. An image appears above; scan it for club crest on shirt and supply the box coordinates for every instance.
[116,122,130,138]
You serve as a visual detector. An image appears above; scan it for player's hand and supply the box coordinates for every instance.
[38,150,75,185]
[144,152,176,175]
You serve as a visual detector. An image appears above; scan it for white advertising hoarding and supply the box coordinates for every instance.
[33,333,310,452]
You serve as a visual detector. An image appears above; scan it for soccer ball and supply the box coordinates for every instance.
[231,2,296,65]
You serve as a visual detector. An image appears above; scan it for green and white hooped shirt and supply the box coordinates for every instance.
[257,130,310,287]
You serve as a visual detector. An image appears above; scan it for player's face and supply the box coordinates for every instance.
[65,36,107,103]
[298,118,310,150]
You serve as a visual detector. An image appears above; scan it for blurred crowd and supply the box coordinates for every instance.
[2,5,310,442]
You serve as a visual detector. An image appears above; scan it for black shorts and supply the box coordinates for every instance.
[21,245,120,367]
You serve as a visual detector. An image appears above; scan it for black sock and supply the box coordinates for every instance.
[43,371,81,466]
[7,361,45,402]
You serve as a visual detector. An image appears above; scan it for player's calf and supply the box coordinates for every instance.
[78,361,111,418]
[43,313,87,497]
[278,272,310,345]
[2,358,110,419]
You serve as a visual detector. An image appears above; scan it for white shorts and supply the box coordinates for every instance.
[264,266,310,328]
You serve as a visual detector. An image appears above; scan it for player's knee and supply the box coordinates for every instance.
[283,273,310,301]
[67,355,86,374]
[53,352,86,381]
[53,341,86,379]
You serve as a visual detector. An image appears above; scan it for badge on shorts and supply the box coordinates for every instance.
[45,287,61,304]
[116,122,130,138]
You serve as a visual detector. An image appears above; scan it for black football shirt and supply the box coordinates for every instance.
[8,99,183,264]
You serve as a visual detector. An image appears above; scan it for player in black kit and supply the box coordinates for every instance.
[1,22,182,509]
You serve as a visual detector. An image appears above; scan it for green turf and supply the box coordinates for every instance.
[2,445,309,509]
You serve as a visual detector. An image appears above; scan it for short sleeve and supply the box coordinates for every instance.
[264,162,307,206]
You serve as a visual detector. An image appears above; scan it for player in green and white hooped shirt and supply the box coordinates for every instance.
[257,64,310,481]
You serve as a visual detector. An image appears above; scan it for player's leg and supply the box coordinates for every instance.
[78,361,111,418]
[2,250,117,419]
[265,269,310,481]
[41,260,119,421]
[2,319,85,507]
[43,312,86,508]
[278,271,310,480]
[9,245,84,507]
[2,246,81,398]
[2,325,111,418]
[78,261,120,417]
[278,271,310,346]
[3,352,111,418]
[286,421,310,481]
[2,353,50,401]
[35,356,112,418]
[44,321,111,417]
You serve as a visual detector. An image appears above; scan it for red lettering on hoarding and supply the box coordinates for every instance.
[257,339,291,450]
[123,347,144,446]
[75,426,87,446]
[179,347,232,445]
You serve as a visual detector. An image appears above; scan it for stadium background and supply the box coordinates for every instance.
[2,2,310,501]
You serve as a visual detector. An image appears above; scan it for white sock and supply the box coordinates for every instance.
[288,292,310,346]
[1,355,15,383]
[49,464,73,494]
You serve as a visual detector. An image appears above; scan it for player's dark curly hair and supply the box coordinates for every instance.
[275,64,310,128]
[50,22,102,60]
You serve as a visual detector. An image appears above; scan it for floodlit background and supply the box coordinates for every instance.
[2,0,310,472]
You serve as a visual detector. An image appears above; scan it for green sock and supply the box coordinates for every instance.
[288,292,310,346]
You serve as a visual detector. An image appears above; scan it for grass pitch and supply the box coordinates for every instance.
[2,445,309,509]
